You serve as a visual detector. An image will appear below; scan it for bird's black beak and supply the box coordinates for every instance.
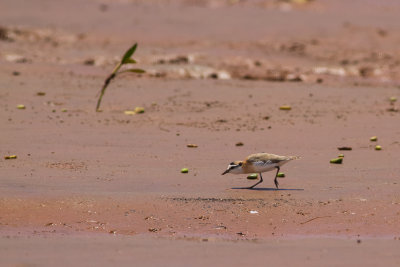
[222,169,229,175]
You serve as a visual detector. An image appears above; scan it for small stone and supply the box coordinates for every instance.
[83,58,95,65]
[375,145,382,151]
[17,104,25,109]
[36,92,46,96]
[235,142,244,146]
[370,136,377,142]
[4,155,17,159]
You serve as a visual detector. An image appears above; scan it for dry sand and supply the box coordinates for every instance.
[1,0,400,266]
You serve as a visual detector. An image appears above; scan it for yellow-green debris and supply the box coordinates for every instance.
[247,174,258,179]
[279,105,292,110]
[124,110,136,115]
[330,158,343,164]
[134,107,145,114]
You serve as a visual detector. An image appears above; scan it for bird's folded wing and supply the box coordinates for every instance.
[248,158,281,165]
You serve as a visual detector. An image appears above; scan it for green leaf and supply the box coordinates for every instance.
[123,58,137,64]
[125,68,145,74]
[121,43,138,64]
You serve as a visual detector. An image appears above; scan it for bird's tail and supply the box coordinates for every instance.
[288,155,301,160]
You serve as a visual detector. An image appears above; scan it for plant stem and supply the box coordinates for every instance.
[96,63,122,111]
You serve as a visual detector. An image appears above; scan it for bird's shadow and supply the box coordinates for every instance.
[231,187,304,191]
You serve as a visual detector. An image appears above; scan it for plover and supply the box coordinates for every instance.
[222,153,299,189]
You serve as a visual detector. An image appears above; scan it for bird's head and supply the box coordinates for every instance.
[222,161,243,175]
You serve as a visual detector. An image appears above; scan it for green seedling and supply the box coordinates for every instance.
[247,174,258,180]
[181,168,189,173]
[96,43,145,111]
[330,158,343,164]
[277,172,285,178]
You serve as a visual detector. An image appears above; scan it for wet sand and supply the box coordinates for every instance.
[1,234,400,267]
[1,0,400,265]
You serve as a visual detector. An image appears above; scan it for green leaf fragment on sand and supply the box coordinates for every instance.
[338,154,344,158]
[330,158,343,164]
[181,168,189,173]
[279,105,291,110]
[124,110,136,115]
[247,174,258,179]
[277,172,285,177]
[134,107,145,113]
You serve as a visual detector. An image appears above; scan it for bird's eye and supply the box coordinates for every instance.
[238,162,243,166]
[230,162,235,165]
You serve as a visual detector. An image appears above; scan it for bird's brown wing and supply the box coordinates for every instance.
[246,153,285,164]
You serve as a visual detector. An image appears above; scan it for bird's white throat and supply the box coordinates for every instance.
[228,166,244,174]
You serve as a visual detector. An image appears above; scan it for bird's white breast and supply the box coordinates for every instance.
[250,161,278,172]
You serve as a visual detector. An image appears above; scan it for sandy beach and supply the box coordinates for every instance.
[1,0,400,265]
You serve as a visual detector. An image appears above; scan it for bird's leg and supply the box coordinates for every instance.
[248,173,263,189]
[274,167,280,189]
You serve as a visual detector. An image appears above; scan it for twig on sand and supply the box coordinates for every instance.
[300,216,331,225]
